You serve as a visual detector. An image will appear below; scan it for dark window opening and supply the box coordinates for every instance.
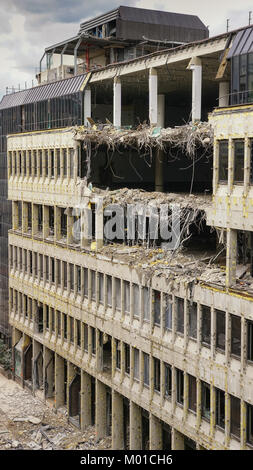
[143,352,149,387]
[201,305,211,346]
[188,301,197,339]
[176,368,184,405]
[154,358,160,392]
[188,375,197,413]
[231,314,241,358]
[164,363,172,398]
[234,139,244,183]
[125,343,130,375]
[216,309,226,351]
[218,140,229,182]
[176,297,184,335]
[154,290,161,325]
[216,388,225,429]
[201,381,210,421]
[230,395,241,439]
[247,403,253,445]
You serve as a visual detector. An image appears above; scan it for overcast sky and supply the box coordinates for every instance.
[0,0,252,98]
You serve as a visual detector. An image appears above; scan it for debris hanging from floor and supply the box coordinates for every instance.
[73,121,213,157]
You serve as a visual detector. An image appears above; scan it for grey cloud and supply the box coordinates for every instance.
[9,0,138,27]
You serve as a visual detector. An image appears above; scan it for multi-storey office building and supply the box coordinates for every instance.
[3,7,253,450]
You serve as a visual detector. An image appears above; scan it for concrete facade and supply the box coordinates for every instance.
[5,21,253,451]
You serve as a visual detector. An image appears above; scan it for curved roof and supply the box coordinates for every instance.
[0,74,86,110]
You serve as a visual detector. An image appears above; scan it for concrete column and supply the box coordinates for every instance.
[54,206,61,241]
[241,316,247,372]
[32,340,42,393]
[32,204,38,237]
[95,197,103,250]
[43,205,49,239]
[196,378,202,430]
[219,81,229,107]
[210,384,215,438]
[22,202,28,234]
[150,414,163,450]
[17,151,21,178]
[84,87,91,127]
[67,362,75,414]
[95,379,107,439]
[55,354,65,408]
[241,400,247,448]
[225,392,231,447]
[228,137,234,195]
[112,390,124,449]
[81,207,90,248]
[149,68,158,125]
[244,137,250,195]
[44,347,54,399]
[12,201,18,230]
[66,148,70,181]
[226,228,237,287]
[213,140,219,195]
[80,370,92,430]
[171,428,184,450]
[67,211,74,245]
[113,77,121,127]
[130,401,142,449]
[188,57,202,122]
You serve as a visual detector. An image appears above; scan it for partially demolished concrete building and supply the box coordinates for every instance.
[2,6,253,450]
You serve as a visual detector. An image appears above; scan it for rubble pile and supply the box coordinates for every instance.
[0,374,111,450]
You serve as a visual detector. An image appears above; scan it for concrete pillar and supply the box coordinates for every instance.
[219,81,229,107]
[67,211,74,245]
[22,202,28,234]
[67,362,75,414]
[226,228,237,287]
[80,370,92,430]
[95,379,107,439]
[130,401,142,449]
[225,392,231,447]
[32,204,38,237]
[244,137,250,195]
[155,150,163,192]
[54,206,61,241]
[112,390,124,449]
[84,87,91,127]
[81,207,91,248]
[171,428,184,450]
[12,201,18,230]
[113,77,121,127]
[32,340,41,393]
[228,137,234,195]
[44,347,54,399]
[55,354,65,408]
[95,197,103,250]
[187,57,202,122]
[43,205,49,239]
[149,68,158,125]
[241,400,247,448]
[150,414,163,450]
